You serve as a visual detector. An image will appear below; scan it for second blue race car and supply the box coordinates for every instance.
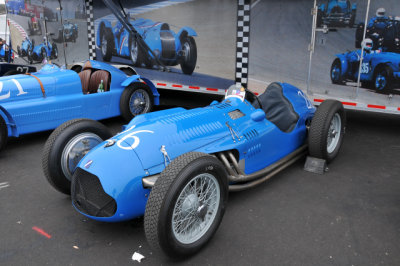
[0,60,159,151]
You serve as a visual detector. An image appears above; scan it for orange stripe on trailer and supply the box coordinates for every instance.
[189,86,200,89]
[341,101,357,106]
[313,98,324,103]
[172,84,182,88]
[157,83,166,86]
[367,104,386,110]
[206,88,218,91]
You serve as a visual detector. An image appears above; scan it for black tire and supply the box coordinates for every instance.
[41,47,47,61]
[316,12,323,27]
[355,23,364,48]
[17,45,21,56]
[373,66,393,94]
[3,70,21,76]
[180,36,197,75]
[100,27,113,62]
[42,119,112,194]
[349,11,356,27]
[308,100,346,163]
[144,152,228,258]
[129,35,140,66]
[0,115,8,151]
[119,83,153,121]
[330,58,343,84]
[51,43,58,59]
[28,50,33,64]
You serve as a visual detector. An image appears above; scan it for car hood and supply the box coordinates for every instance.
[107,105,232,171]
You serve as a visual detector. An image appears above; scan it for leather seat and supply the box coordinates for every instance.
[87,70,110,94]
[254,82,299,133]
[78,69,92,94]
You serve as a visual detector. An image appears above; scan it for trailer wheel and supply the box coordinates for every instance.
[120,83,153,121]
[308,100,345,162]
[144,152,228,258]
[0,115,8,151]
[42,119,112,194]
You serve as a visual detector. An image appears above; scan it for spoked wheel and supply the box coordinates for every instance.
[144,152,228,258]
[100,27,113,62]
[42,119,112,194]
[129,35,140,66]
[119,83,153,121]
[330,58,343,84]
[51,43,58,59]
[373,66,392,94]
[308,100,346,162]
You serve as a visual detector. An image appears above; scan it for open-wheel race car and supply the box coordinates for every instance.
[42,82,346,258]
[97,17,197,74]
[28,37,58,63]
[331,39,400,93]
[317,0,356,27]
[0,60,159,151]
[55,21,79,43]
[17,37,34,58]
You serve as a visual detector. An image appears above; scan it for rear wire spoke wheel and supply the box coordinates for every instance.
[144,152,228,258]
[119,83,153,121]
[373,66,392,94]
[330,58,343,84]
[308,100,346,162]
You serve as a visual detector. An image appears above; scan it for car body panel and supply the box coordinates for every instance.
[335,49,400,82]
[72,83,316,222]
[0,60,159,137]
[318,0,356,26]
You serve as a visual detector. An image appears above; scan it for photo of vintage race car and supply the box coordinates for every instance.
[317,0,356,27]
[27,37,57,63]
[28,16,42,36]
[0,60,160,151]
[331,39,400,93]
[0,40,13,62]
[43,82,345,257]
[97,17,197,74]
[355,15,400,52]
[17,37,34,57]
[55,21,78,43]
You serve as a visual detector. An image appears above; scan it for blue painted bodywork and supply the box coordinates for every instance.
[318,0,356,26]
[334,50,400,86]
[361,17,400,52]
[18,38,33,57]
[6,0,24,14]
[97,18,197,65]
[73,83,316,222]
[30,40,57,62]
[0,60,159,138]
[0,43,13,62]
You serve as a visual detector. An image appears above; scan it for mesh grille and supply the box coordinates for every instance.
[71,168,117,217]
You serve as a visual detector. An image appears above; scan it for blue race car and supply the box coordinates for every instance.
[56,21,78,43]
[17,37,34,57]
[355,17,400,52]
[5,0,24,15]
[317,0,356,27]
[43,82,345,257]
[331,40,400,93]
[0,60,159,151]
[28,37,57,63]
[97,17,197,74]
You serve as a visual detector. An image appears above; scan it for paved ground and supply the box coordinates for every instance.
[0,104,399,265]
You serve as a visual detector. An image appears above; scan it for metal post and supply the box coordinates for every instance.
[355,0,371,98]
[307,0,318,94]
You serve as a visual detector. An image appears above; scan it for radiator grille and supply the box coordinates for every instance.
[72,168,116,217]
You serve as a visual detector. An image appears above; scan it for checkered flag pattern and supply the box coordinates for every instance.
[85,0,96,60]
[235,0,251,88]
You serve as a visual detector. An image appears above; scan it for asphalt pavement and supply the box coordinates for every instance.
[0,105,399,265]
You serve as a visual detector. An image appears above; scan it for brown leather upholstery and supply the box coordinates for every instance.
[88,70,110,94]
[78,69,93,94]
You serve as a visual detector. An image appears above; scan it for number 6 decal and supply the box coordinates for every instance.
[117,130,154,150]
